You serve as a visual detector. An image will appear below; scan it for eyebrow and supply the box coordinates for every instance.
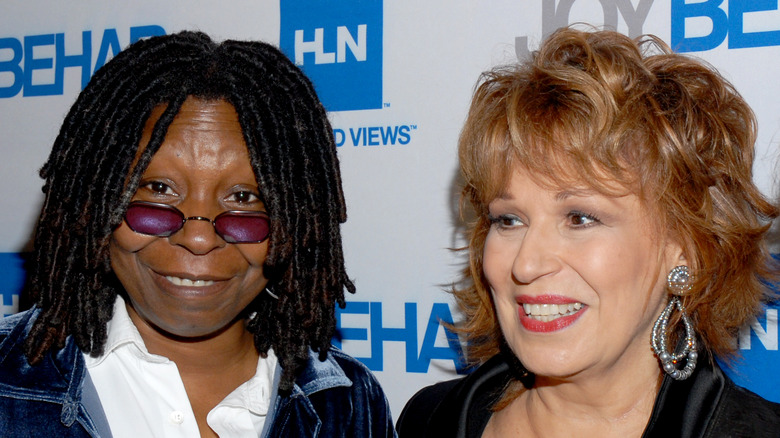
[555,187,602,201]
[494,187,598,202]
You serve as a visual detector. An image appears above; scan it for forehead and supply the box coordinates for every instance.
[129,97,252,184]
[489,159,634,202]
[135,97,247,162]
[142,98,243,138]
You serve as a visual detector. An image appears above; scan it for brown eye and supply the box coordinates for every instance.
[231,191,260,204]
[150,182,169,193]
[488,214,524,230]
[140,181,175,196]
[568,211,598,227]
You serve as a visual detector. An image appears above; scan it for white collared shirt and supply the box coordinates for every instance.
[84,296,278,438]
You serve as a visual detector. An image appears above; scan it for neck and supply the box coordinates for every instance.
[489,345,663,438]
[124,301,263,438]
[126,302,260,374]
[531,369,660,429]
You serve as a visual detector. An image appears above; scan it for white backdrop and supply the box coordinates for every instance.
[2,0,780,420]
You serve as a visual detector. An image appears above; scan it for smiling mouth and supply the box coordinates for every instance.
[165,276,216,287]
[522,303,583,322]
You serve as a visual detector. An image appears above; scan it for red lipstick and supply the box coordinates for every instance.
[517,295,586,333]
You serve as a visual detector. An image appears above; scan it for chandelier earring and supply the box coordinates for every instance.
[651,265,697,380]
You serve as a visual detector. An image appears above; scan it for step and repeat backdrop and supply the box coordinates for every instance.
[2,0,780,419]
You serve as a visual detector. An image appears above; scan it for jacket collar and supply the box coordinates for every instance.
[261,349,352,437]
[0,309,87,427]
[294,350,353,396]
[425,351,724,438]
[0,309,352,400]
[426,354,511,438]
[642,351,724,438]
[2,309,353,438]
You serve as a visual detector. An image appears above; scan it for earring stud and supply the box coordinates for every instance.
[667,265,692,295]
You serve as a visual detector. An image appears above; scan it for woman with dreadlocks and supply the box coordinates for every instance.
[0,31,395,437]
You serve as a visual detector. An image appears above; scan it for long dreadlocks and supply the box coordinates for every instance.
[24,30,355,391]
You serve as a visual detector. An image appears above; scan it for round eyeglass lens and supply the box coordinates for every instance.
[214,213,270,243]
[125,203,184,236]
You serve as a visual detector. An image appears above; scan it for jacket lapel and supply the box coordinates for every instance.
[642,353,724,438]
[262,350,352,437]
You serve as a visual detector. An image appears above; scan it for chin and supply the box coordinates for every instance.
[528,364,581,380]
[150,316,241,340]
[510,343,586,379]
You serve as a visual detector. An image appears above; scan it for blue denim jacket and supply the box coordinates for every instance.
[0,310,397,437]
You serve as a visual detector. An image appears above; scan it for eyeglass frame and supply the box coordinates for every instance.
[123,200,271,243]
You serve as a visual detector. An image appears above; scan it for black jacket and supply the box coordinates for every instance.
[397,353,780,438]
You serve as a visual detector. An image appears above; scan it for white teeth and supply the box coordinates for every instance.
[165,276,215,287]
[522,302,583,322]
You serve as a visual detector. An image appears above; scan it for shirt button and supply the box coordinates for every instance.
[169,411,184,425]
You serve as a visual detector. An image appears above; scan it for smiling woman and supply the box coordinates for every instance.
[111,99,271,342]
[0,31,395,438]
[397,27,780,437]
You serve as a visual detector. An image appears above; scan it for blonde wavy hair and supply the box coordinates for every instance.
[455,27,778,365]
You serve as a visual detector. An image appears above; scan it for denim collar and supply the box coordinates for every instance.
[0,309,87,428]
[2,308,353,437]
[261,348,353,437]
[294,350,352,396]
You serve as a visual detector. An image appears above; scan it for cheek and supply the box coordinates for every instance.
[573,237,666,311]
[109,224,157,281]
[111,222,157,253]
[482,231,512,289]
[234,242,269,268]
[109,240,145,309]
[482,232,521,329]
[232,243,270,302]
[569,240,618,283]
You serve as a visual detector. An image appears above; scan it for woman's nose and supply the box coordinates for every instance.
[511,225,561,284]
[167,207,226,255]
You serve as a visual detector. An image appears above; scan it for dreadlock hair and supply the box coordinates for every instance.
[24,30,355,391]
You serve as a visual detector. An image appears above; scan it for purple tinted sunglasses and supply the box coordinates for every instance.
[124,201,271,243]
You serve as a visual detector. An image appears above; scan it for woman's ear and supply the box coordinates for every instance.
[664,239,687,271]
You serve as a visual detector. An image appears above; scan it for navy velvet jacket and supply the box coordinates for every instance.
[0,310,397,437]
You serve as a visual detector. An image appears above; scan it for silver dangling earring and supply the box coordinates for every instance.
[651,266,697,380]
[265,286,279,300]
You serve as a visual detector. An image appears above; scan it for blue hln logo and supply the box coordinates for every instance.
[280,0,383,112]
[293,25,367,65]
